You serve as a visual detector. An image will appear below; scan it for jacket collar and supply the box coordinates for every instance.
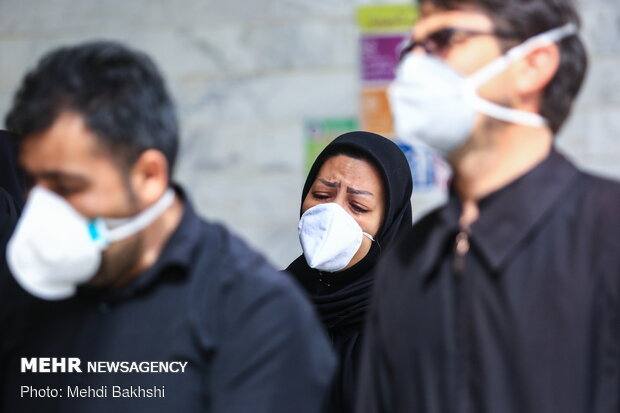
[471,149,579,271]
[418,148,580,276]
[77,184,203,301]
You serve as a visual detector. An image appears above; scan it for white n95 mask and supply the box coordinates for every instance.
[7,186,175,300]
[388,23,578,157]
[298,203,375,273]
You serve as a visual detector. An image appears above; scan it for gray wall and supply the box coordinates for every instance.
[1,0,618,269]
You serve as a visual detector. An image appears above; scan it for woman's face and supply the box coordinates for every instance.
[302,154,386,271]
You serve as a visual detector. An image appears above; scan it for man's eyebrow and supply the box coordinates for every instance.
[318,179,340,188]
[347,187,373,196]
[35,170,90,183]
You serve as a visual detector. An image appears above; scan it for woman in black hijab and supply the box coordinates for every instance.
[286,131,412,413]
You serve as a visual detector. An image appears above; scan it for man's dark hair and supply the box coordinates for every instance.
[420,0,588,134]
[5,41,179,175]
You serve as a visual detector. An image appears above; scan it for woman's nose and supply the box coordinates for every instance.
[332,192,348,210]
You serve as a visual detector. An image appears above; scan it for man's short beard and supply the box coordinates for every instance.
[87,173,145,290]
[90,233,145,289]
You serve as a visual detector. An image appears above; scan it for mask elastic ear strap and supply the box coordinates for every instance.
[472,95,548,127]
[104,188,176,243]
[362,232,375,242]
[468,22,578,88]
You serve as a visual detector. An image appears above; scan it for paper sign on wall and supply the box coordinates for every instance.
[304,118,359,172]
[357,3,450,216]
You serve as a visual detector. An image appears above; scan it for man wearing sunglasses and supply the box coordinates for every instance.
[358,1,620,413]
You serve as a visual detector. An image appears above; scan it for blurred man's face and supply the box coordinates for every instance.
[410,4,516,115]
[19,110,145,287]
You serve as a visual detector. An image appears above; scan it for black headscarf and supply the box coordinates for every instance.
[0,130,25,215]
[286,131,412,331]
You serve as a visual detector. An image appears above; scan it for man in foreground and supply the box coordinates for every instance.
[358,0,620,412]
[0,41,335,413]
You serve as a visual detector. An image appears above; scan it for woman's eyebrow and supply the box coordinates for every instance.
[347,187,373,196]
[317,178,373,196]
[318,178,340,188]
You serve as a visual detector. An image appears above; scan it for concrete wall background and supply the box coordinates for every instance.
[1,0,618,269]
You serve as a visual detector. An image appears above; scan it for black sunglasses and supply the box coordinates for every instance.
[398,27,520,61]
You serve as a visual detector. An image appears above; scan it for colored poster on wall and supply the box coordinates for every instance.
[360,87,393,135]
[357,3,418,33]
[360,34,406,83]
[357,3,450,217]
[397,142,451,191]
[304,118,359,173]
[357,4,414,136]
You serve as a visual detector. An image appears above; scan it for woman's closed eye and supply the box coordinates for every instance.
[350,202,369,214]
[312,191,332,200]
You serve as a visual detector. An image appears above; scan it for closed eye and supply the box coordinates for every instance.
[312,192,331,200]
[350,203,369,213]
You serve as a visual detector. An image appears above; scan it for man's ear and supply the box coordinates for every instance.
[514,43,561,95]
[130,149,170,207]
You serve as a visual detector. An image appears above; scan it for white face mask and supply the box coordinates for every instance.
[7,186,175,300]
[388,23,577,157]
[298,203,375,273]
